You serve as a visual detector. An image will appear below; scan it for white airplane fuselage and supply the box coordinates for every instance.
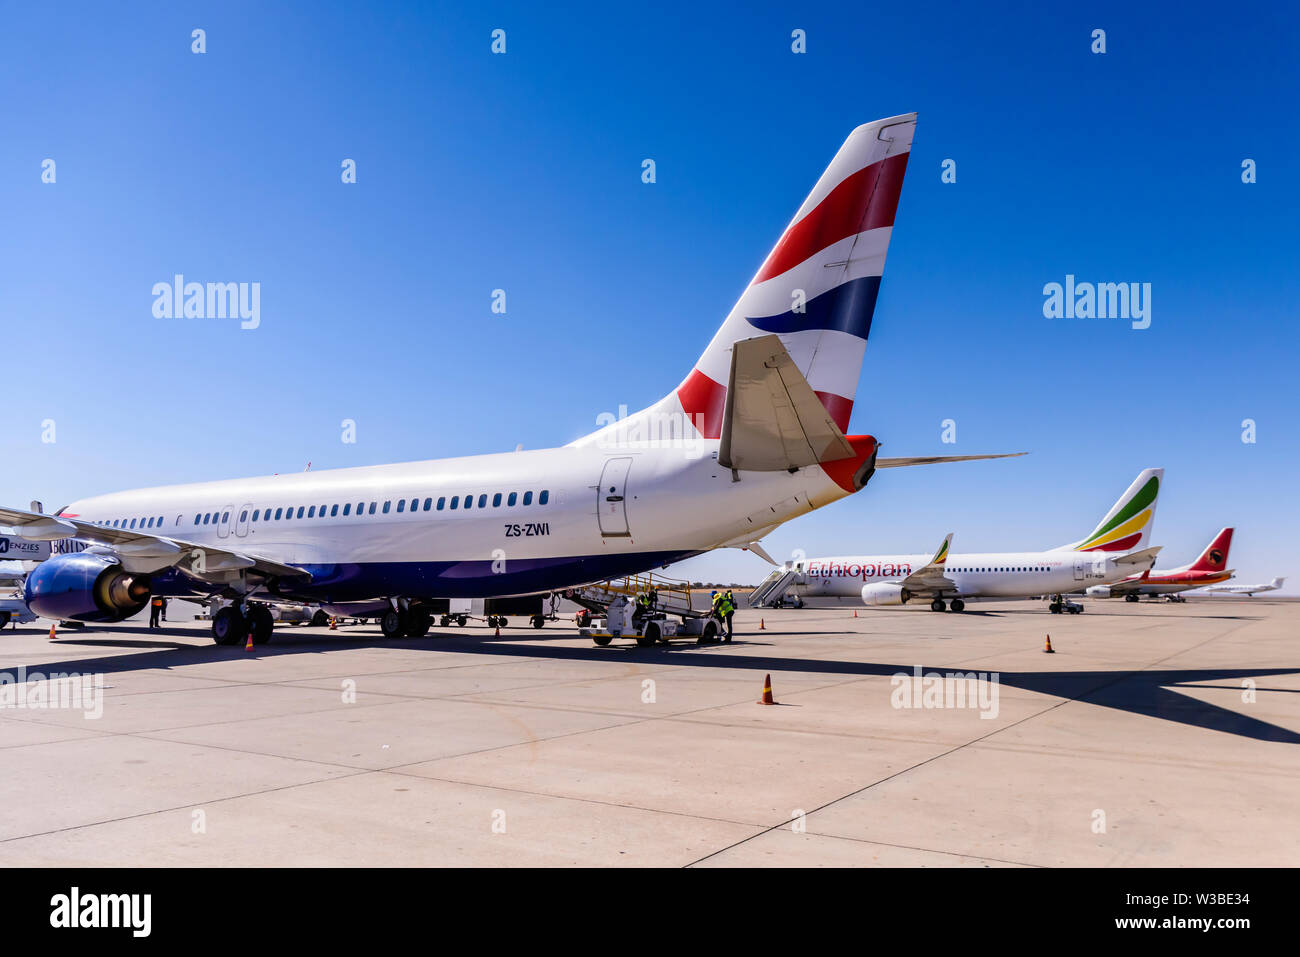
[794,549,1145,602]
[55,440,865,608]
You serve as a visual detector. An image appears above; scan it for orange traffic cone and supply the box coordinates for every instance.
[757,674,778,705]
[1044,634,1055,654]
[245,632,255,652]
[329,617,337,630]
[494,626,500,637]
[48,623,57,641]
[760,618,765,630]
[853,609,858,618]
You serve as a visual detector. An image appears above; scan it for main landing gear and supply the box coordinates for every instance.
[211,603,275,646]
[929,598,966,612]
[380,608,433,638]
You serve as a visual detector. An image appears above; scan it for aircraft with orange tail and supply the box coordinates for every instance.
[1084,527,1235,602]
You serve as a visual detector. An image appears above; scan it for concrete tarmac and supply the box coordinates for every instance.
[0,597,1295,867]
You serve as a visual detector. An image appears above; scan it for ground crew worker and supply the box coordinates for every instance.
[721,590,736,642]
[634,592,650,624]
[149,596,163,629]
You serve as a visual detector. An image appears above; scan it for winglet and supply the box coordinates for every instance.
[929,533,953,569]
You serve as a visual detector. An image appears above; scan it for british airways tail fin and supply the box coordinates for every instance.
[576,114,915,448]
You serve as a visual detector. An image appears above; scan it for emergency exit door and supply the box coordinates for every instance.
[597,457,633,537]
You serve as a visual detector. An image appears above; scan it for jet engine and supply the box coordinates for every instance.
[24,553,151,622]
[861,582,907,606]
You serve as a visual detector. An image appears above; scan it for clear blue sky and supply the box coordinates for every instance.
[2,1,1296,588]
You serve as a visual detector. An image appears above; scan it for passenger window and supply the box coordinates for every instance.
[252,510,260,521]
[450,496,458,509]
[296,507,304,519]
[308,506,316,518]
[202,514,210,525]
[436,497,445,510]
[478,494,487,508]
[331,504,339,517]
[523,491,532,505]
[397,500,405,513]
[240,511,248,523]
[343,504,351,516]
[275,508,283,520]
[411,498,419,512]
[539,490,549,505]
[492,493,502,507]
[368,502,376,514]
[383,501,391,514]
[424,498,432,511]
[463,495,472,510]
[507,492,517,506]
[130,518,137,528]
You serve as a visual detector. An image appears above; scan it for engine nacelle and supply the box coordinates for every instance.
[24,553,151,622]
[1084,585,1112,599]
[861,582,907,606]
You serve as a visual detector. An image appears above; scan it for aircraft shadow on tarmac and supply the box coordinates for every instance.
[6,626,1298,746]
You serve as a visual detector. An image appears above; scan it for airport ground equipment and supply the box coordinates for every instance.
[569,572,722,647]
[1048,597,1083,614]
[749,564,804,608]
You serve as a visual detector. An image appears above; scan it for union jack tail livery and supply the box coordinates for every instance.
[1063,468,1164,553]
[638,113,916,440]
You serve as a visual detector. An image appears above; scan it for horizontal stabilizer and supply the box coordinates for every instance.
[1115,546,1162,566]
[718,335,856,471]
[876,452,1027,468]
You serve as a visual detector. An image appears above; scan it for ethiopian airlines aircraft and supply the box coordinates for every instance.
[782,468,1163,614]
[1084,527,1234,601]
[4,113,1018,645]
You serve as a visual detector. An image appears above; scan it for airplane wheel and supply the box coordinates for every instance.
[380,610,406,638]
[592,634,612,646]
[950,599,965,612]
[247,605,275,644]
[531,615,545,629]
[930,598,946,612]
[405,613,432,637]
[212,607,247,646]
[1125,594,1139,603]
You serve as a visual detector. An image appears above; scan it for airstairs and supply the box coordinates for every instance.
[748,565,801,607]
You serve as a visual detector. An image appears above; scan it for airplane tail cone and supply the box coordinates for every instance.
[1044,634,1055,654]
[757,674,778,705]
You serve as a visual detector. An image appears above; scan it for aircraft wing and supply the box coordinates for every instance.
[0,505,309,583]
[897,533,957,596]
